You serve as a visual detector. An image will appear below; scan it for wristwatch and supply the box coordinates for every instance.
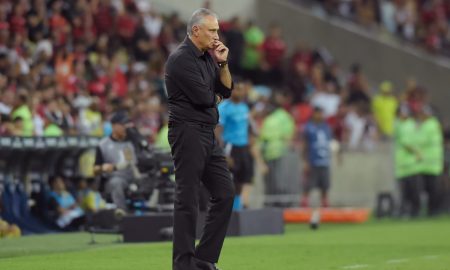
[217,60,228,68]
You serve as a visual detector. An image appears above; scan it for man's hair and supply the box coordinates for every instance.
[187,8,218,36]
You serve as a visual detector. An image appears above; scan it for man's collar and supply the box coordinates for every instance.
[185,36,205,58]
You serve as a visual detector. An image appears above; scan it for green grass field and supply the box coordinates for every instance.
[1,218,450,270]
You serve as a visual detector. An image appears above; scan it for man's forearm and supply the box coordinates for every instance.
[219,65,232,89]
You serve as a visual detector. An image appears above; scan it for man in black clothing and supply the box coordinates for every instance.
[165,8,234,270]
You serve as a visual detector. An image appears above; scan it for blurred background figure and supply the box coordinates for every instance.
[261,23,286,86]
[77,177,107,214]
[76,177,124,230]
[217,80,252,211]
[372,81,399,139]
[47,175,85,230]
[217,80,265,210]
[241,21,265,84]
[223,16,245,76]
[0,201,21,238]
[414,105,443,216]
[94,111,138,212]
[301,107,333,208]
[11,91,33,136]
[394,105,421,217]
[259,92,295,207]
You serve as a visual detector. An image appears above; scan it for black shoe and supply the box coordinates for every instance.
[193,257,220,270]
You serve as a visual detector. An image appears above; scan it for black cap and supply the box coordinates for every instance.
[110,111,130,125]
[313,106,323,112]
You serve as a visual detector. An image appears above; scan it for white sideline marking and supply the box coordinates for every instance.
[342,255,440,269]
[386,258,409,264]
[423,255,439,260]
[342,264,370,269]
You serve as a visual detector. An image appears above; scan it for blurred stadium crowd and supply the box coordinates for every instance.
[0,0,442,148]
[293,0,450,56]
[1,0,450,238]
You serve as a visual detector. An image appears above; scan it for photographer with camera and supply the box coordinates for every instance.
[94,111,139,212]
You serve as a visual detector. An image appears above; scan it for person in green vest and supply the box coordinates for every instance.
[155,122,170,151]
[241,22,264,83]
[394,105,422,217]
[443,130,450,213]
[43,116,64,137]
[259,93,295,206]
[371,81,398,137]
[414,105,443,216]
[11,92,34,136]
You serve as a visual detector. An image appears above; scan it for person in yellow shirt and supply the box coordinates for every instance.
[76,177,125,229]
[372,81,398,137]
[0,218,21,238]
[77,178,106,213]
[155,116,170,151]
[79,100,103,137]
[0,201,21,238]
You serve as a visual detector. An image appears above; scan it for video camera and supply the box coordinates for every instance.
[124,127,175,212]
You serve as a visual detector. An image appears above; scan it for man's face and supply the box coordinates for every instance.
[14,119,23,130]
[231,83,246,101]
[112,123,127,139]
[53,177,65,192]
[192,15,219,50]
[313,110,324,122]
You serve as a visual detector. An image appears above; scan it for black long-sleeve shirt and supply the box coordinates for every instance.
[165,37,233,125]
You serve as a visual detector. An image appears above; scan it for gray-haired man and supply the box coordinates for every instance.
[165,8,234,270]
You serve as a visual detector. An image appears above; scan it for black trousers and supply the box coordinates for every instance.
[400,175,421,217]
[168,121,234,270]
[421,174,440,216]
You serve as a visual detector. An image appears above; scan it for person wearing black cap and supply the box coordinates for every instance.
[165,8,234,270]
[94,111,138,211]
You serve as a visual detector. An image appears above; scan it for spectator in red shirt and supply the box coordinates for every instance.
[116,4,138,47]
[290,41,313,72]
[49,0,70,47]
[72,15,87,43]
[93,0,117,36]
[65,59,87,96]
[0,21,8,47]
[8,2,27,37]
[107,53,128,98]
[262,23,286,86]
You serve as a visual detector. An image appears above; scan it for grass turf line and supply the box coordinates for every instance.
[0,218,449,270]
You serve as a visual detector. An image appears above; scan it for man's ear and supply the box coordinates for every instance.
[192,25,199,37]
